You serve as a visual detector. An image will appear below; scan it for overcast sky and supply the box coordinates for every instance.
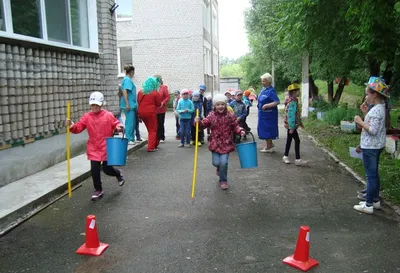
[218,0,251,59]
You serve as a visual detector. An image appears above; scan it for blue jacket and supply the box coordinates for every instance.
[176,98,194,119]
[192,99,203,120]
[229,100,247,120]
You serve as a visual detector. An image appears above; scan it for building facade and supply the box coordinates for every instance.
[116,0,219,93]
[0,0,119,149]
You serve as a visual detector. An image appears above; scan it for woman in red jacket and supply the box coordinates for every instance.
[138,77,162,152]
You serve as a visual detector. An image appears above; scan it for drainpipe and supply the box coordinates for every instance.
[210,1,214,97]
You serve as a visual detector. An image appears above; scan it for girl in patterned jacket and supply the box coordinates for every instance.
[195,94,245,190]
[282,84,308,166]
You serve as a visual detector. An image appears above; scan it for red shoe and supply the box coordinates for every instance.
[220,182,228,190]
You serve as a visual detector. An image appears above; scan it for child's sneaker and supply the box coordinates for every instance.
[197,142,202,147]
[359,201,381,210]
[185,144,191,148]
[190,141,195,145]
[135,139,143,143]
[220,182,229,190]
[91,190,104,201]
[357,192,366,201]
[295,159,309,166]
[178,143,184,148]
[282,156,291,164]
[353,202,374,214]
[117,173,125,186]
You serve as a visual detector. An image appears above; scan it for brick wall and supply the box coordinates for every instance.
[116,0,208,91]
[0,0,118,148]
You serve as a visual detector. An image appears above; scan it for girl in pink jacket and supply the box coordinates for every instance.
[66,92,124,201]
[195,94,245,190]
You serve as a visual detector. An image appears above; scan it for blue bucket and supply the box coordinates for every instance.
[106,131,128,166]
[236,132,258,169]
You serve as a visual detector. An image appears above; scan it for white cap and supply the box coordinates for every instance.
[213,93,227,105]
[89,92,104,106]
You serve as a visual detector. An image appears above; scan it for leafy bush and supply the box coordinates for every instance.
[323,107,362,126]
[311,99,335,112]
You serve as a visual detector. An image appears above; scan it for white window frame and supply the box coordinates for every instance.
[115,0,132,22]
[0,0,98,53]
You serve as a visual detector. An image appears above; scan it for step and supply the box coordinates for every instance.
[0,140,147,236]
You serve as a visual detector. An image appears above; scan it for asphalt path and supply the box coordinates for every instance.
[1,111,400,273]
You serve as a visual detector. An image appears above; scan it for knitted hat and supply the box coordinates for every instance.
[235,90,243,96]
[199,84,206,91]
[173,90,180,95]
[243,90,251,97]
[192,90,200,97]
[213,94,227,105]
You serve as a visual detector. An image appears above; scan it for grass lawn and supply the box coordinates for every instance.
[303,119,400,204]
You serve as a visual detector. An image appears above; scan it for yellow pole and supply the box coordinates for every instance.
[66,101,72,198]
[191,109,200,199]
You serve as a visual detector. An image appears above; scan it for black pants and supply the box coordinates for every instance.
[175,116,180,136]
[191,125,204,142]
[284,129,300,159]
[157,113,166,141]
[91,161,121,191]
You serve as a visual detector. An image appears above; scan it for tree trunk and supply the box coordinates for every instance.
[327,80,334,103]
[368,57,380,76]
[333,76,347,104]
[308,74,319,99]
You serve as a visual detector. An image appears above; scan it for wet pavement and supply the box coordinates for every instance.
[1,111,400,273]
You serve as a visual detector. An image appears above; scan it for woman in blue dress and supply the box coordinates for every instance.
[257,73,280,153]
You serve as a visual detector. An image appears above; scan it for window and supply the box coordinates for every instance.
[203,3,210,33]
[118,47,132,75]
[0,0,97,52]
[45,0,69,43]
[0,0,5,31]
[11,0,42,38]
[116,0,132,20]
[70,0,89,47]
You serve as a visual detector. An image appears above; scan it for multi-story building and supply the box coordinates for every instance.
[116,0,219,93]
[0,0,119,185]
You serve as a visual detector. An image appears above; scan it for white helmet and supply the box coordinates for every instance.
[89,92,104,106]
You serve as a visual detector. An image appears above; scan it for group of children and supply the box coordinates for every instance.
[172,86,254,148]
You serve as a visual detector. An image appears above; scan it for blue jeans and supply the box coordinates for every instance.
[362,148,383,205]
[212,152,229,182]
[179,119,191,144]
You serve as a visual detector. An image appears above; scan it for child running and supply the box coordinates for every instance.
[176,89,194,148]
[195,94,245,190]
[282,83,308,166]
[66,92,124,201]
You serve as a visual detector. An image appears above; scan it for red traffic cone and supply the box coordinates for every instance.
[283,226,319,272]
[76,215,109,256]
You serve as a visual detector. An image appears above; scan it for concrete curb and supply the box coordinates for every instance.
[305,133,400,216]
[0,140,148,237]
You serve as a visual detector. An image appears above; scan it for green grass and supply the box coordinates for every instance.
[303,119,400,204]
[314,79,365,107]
